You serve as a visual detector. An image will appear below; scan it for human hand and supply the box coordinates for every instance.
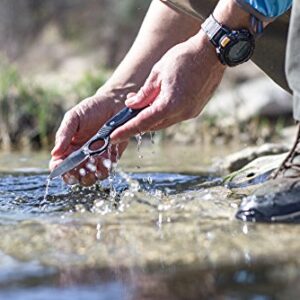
[109,31,226,143]
[49,87,131,186]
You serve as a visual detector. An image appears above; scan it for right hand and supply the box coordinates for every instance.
[49,86,130,186]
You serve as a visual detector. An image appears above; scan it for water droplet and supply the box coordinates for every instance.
[103,159,112,170]
[79,168,86,177]
[86,162,96,172]
[157,213,163,228]
[96,223,101,240]
[40,177,51,211]
[147,176,153,185]
[242,224,248,235]
[150,132,155,144]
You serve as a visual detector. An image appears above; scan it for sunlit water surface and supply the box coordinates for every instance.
[0,142,299,300]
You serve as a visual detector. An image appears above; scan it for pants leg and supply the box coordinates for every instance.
[286,0,300,121]
[161,0,291,93]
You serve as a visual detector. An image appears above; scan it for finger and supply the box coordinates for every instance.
[111,100,169,143]
[60,160,88,185]
[126,92,136,99]
[51,110,80,157]
[125,72,160,109]
[62,173,79,185]
[149,118,176,131]
[102,141,129,161]
[61,141,129,185]
[62,166,97,187]
[79,172,97,187]
[61,161,97,186]
[49,157,63,171]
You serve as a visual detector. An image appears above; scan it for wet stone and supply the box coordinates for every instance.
[224,152,287,189]
[215,143,288,173]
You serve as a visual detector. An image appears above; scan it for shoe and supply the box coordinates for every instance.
[236,178,300,222]
[236,124,300,223]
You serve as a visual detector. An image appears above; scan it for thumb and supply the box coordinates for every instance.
[51,110,80,157]
[125,72,160,109]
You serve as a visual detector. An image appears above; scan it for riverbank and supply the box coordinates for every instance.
[0,61,294,151]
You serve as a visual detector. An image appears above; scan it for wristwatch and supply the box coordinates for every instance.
[201,14,255,67]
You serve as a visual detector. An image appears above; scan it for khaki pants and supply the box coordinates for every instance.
[161,0,291,93]
[286,0,300,120]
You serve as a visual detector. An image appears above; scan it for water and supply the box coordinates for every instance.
[0,143,300,299]
[42,177,51,206]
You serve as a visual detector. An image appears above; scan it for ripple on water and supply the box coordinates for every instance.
[0,172,210,216]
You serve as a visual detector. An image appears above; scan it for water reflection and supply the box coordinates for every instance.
[0,168,300,299]
[0,260,299,300]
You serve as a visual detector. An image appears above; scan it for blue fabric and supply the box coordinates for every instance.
[244,0,292,17]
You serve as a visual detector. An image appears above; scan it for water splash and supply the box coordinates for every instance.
[107,144,119,201]
[149,132,155,144]
[40,176,51,211]
[135,134,143,159]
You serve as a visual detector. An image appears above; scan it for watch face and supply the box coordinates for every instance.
[228,40,251,63]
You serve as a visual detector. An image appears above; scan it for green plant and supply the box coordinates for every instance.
[73,70,109,101]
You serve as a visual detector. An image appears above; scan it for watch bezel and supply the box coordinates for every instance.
[216,29,255,67]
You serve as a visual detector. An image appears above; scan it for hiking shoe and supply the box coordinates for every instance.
[236,124,300,223]
[236,178,300,223]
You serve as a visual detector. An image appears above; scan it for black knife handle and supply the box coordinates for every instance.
[97,107,143,138]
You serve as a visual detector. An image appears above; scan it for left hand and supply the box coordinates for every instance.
[109,31,226,144]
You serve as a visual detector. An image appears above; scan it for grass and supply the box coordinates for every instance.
[0,62,108,150]
[0,61,291,151]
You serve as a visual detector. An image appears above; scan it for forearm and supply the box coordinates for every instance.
[103,0,201,96]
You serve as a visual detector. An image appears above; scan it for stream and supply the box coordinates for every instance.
[0,141,299,299]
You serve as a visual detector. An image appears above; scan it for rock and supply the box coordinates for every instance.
[224,152,288,188]
[215,143,289,172]
[204,77,292,123]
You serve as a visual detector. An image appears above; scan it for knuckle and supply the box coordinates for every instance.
[151,63,160,75]
[139,88,147,99]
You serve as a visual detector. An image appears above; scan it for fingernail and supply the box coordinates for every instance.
[125,96,137,105]
[126,92,136,99]
[51,146,58,155]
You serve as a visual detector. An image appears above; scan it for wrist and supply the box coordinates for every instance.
[97,81,139,102]
[200,10,255,67]
[213,0,251,29]
[189,31,227,70]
